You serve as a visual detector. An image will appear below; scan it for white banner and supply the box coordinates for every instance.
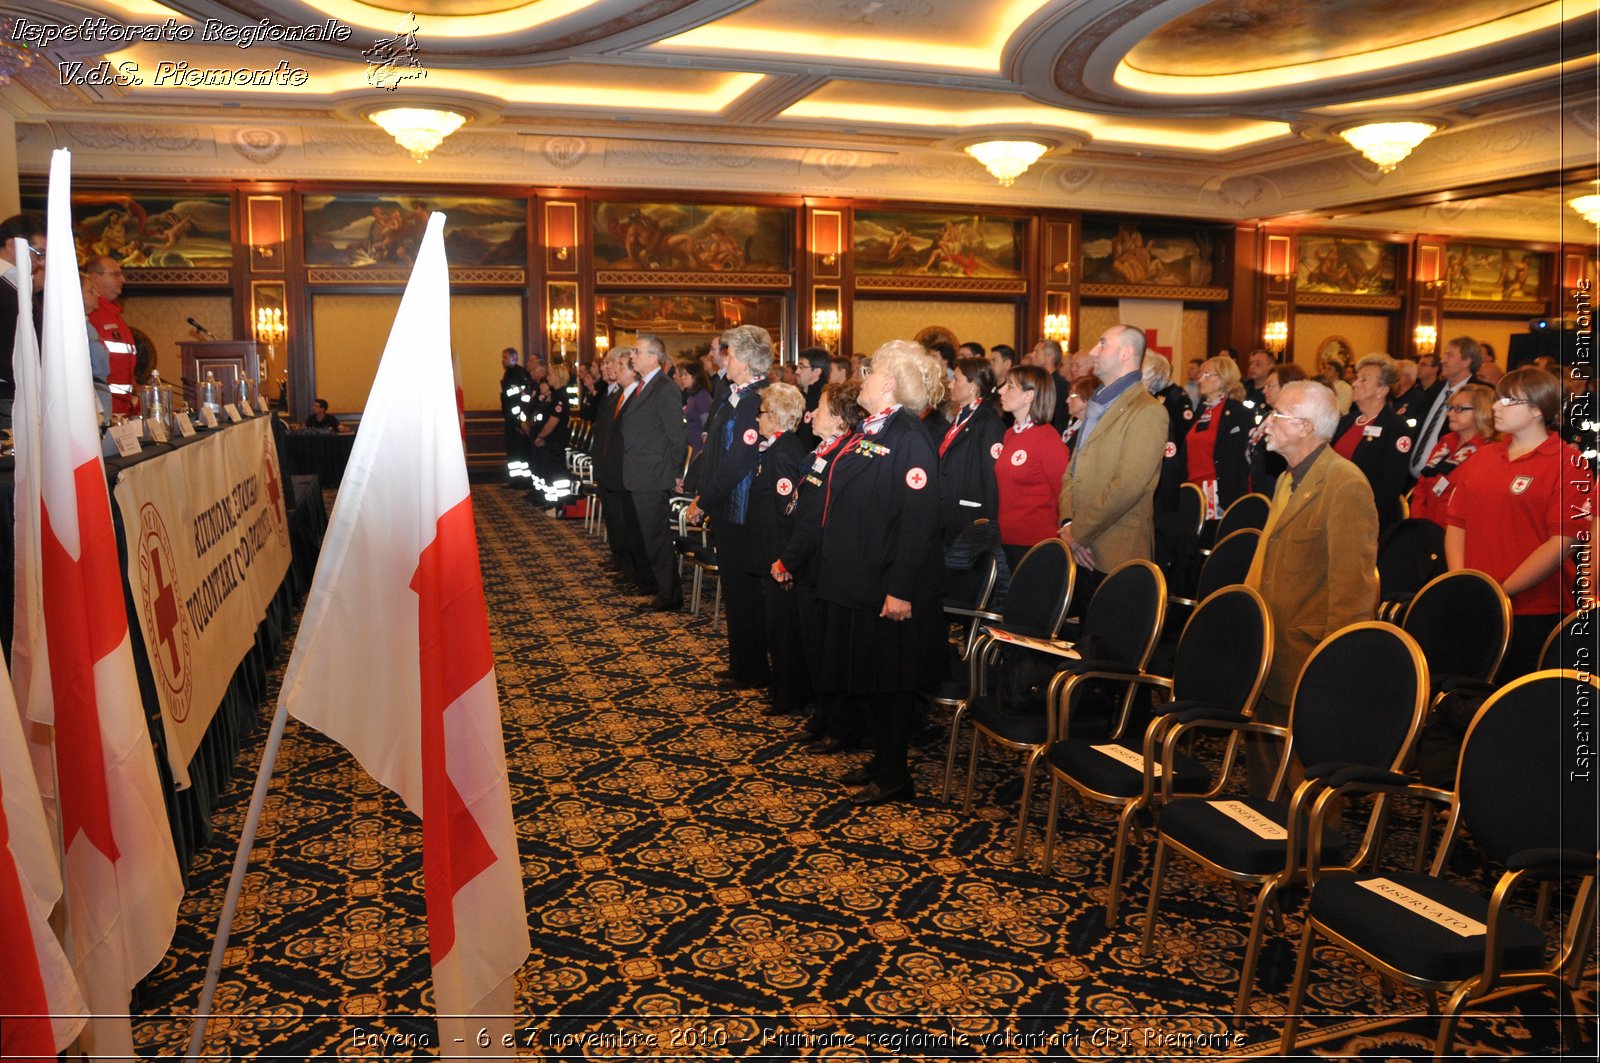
[113,417,292,787]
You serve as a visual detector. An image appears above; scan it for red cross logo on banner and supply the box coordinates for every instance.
[905,467,927,490]
[1144,329,1173,359]
[136,502,193,723]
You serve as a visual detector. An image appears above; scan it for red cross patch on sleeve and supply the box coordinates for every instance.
[906,467,928,490]
[777,477,794,496]
[743,428,758,445]
[1396,435,1412,454]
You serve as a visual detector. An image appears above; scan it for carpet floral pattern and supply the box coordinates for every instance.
[128,486,1595,1059]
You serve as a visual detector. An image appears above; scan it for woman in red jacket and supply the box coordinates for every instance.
[994,365,1069,570]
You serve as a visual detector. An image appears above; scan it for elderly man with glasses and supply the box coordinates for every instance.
[1242,380,1379,796]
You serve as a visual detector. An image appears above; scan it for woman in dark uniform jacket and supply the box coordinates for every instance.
[748,383,814,716]
[1142,352,1193,516]
[1330,352,1414,530]
[1187,354,1253,520]
[776,382,867,749]
[814,340,947,806]
[686,324,774,687]
[938,356,1005,547]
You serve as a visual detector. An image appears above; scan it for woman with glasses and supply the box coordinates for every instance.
[1410,383,1497,528]
[937,356,1005,547]
[1446,367,1592,678]
[994,365,1069,570]
[1185,354,1252,520]
[1328,352,1413,529]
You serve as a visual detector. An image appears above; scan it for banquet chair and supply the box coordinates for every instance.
[1039,584,1271,926]
[1280,670,1598,1060]
[961,559,1165,859]
[1139,621,1430,1016]
[938,539,1074,802]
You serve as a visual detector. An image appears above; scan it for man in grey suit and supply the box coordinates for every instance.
[625,333,689,611]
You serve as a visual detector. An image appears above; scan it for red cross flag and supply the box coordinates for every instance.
[4,232,87,1060]
[22,148,182,1059]
[279,213,529,1054]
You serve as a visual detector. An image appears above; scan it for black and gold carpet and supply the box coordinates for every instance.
[130,485,1595,1059]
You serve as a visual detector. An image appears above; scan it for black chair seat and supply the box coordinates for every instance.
[1309,871,1546,983]
[1055,657,1141,677]
[929,676,969,702]
[970,696,1049,745]
[1047,740,1210,797]
[1159,796,1347,874]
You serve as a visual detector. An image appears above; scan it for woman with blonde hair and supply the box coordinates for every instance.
[813,340,946,805]
[1329,352,1412,529]
[1411,383,1497,527]
[749,382,813,716]
[1185,354,1252,518]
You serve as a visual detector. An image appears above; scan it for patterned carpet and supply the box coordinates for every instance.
[129,484,1595,1059]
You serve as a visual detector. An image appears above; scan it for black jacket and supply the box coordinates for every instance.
[937,402,1005,545]
[747,432,812,569]
[781,434,852,586]
[592,387,624,489]
[699,378,771,523]
[1154,383,1192,515]
[499,365,534,423]
[816,408,943,610]
[1190,397,1252,510]
[621,370,687,493]
[1333,404,1414,529]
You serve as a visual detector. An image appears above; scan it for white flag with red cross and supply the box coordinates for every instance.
[278,212,529,1052]
[30,147,183,1060]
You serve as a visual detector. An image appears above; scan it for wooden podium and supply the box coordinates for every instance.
[179,341,262,408]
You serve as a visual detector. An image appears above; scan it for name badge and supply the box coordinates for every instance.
[1363,424,1383,438]
[812,457,827,473]
[175,413,197,437]
[223,403,243,423]
[200,407,219,429]
[1431,476,1450,497]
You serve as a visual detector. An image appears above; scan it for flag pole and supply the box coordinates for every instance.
[185,696,291,1061]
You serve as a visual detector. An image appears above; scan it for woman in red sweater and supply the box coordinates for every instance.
[994,365,1069,570]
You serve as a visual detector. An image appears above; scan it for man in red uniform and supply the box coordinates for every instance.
[85,255,138,415]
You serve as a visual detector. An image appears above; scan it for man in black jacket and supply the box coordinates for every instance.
[624,333,689,611]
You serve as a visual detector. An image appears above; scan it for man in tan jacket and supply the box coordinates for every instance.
[1057,324,1169,584]
[1244,379,1379,794]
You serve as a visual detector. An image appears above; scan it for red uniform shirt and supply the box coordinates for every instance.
[1411,431,1484,528]
[994,422,1068,548]
[87,297,138,415]
[1331,417,1366,461]
[1186,400,1222,482]
[1446,433,1592,615]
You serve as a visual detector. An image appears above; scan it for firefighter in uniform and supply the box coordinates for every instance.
[500,347,535,485]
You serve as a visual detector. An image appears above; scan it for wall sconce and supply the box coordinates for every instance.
[595,332,610,356]
[555,246,570,262]
[1043,313,1071,346]
[1263,320,1288,357]
[812,309,841,353]
[548,308,579,361]
[1413,324,1437,357]
[254,306,286,347]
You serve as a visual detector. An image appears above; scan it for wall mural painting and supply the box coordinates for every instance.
[593,203,791,273]
[1082,221,1216,287]
[22,192,234,269]
[302,194,527,268]
[1296,237,1397,295]
[1444,244,1544,301]
[598,295,785,340]
[853,211,1025,279]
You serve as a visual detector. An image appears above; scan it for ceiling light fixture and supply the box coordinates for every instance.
[964,139,1051,186]
[1337,121,1437,173]
[369,107,467,162]
[1569,194,1600,227]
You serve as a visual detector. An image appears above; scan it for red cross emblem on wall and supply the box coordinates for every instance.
[1144,329,1173,359]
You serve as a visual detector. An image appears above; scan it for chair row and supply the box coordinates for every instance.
[929,541,1596,1057]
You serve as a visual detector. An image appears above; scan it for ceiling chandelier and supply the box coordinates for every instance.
[1570,193,1600,227]
[369,107,466,162]
[1338,121,1437,173]
[964,140,1051,186]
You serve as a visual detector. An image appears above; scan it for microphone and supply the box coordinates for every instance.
[187,317,215,339]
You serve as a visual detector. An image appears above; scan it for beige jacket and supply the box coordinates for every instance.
[1245,446,1379,703]
[1057,380,1168,571]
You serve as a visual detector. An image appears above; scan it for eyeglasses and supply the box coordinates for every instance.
[1268,411,1309,424]
[1495,396,1534,408]
[23,244,43,259]
[1446,404,1475,413]
[1199,370,1218,379]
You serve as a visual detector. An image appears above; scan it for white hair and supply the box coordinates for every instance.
[1279,380,1340,441]
[1141,352,1172,394]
